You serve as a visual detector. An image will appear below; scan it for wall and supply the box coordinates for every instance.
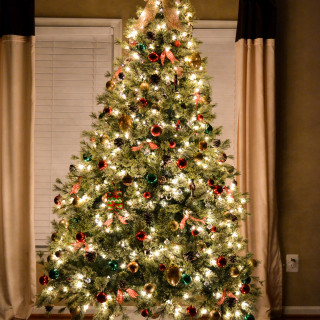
[275,0,320,308]
[35,0,238,24]
[35,0,320,312]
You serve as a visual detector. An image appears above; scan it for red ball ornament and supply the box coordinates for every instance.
[54,194,62,205]
[197,114,204,121]
[187,306,197,317]
[90,138,95,142]
[148,52,159,62]
[219,153,228,163]
[241,284,250,294]
[169,141,176,148]
[144,192,151,199]
[141,309,149,317]
[210,226,217,233]
[39,275,49,285]
[151,124,162,137]
[177,158,187,169]
[159,264,166,271]
[98,159,108,170]
[174,40,181,47]
[217,256,227,267]
[136,231,147,242]
[139,98,148,107]
[96,292,107,303]
[103,107,112,115]
[76,232,86,243]
[207,179,215,187]
[191,229,199,236]
[213,185,223,195]
[130,41,136,46]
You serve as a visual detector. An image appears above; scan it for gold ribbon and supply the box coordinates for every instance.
[134,0,182,31]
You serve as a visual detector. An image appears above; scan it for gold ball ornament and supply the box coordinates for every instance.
[47,254,55,262]
[119,114,133,132]
[194,152,204,163]
[140,82,150,91]
[59,218,69,229]
[106,80,115,90]
[199,141,208,151]
[70,306,81,317]
[144,283,156,294]
[151,104,160,111]
[166,265,181,286]
[169,220,179,231]
[72,196,80,207]
[248,258,258,268]
[175,66,184,77]
[122,174,133,186]
[197,241,207,253]
[230,266,240,277]
[102,193,108,203]
[201,96,210,105]
[158,176,166,184]
[51,232,59,242]
[209,310,221,320]
[189,53,202,69]
[101,135,110,145]
[128,261,139,273]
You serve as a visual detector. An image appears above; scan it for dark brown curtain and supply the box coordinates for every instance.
[236,0,282,318]
[0,1,36,319]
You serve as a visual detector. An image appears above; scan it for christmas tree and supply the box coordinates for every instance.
[37,1,261,319]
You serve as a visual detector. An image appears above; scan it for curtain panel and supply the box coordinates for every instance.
[236,0,282,319]
[0,1,36,319]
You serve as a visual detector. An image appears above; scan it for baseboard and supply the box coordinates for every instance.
[283,306,320,315]
[31,306,320,320]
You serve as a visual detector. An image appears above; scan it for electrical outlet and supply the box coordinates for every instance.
[286,254,299,272]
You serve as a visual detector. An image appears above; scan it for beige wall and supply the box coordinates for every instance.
[35,0,320,310]
[276,0,320,307]
[35,0,238,23]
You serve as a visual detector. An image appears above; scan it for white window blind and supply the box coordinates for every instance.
[194,26,237,165]
[34,23,115,247]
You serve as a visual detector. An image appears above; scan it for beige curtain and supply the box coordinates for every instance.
[0,35,36,320]
[236,37,282,319]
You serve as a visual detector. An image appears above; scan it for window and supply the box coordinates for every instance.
[34,18,122,247]
[194,21,237,164]
[34,19,236,248]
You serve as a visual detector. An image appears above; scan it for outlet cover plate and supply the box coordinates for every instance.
[286,254,299,272]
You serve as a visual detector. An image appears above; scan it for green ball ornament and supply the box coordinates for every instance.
[49,269,59,279]
[245,314,255,320]
[69,217,79,228]
[242,277,252,284]
[108,260,119,271]
[146,174,157,185]
[181,274,192,285]
[136,43,146,52]
[83,153,92,162]
[205,124,213,134]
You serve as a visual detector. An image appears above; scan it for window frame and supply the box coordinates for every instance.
[34,18,122,249]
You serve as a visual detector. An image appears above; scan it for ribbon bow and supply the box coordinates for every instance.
[70,177,81,195]
[161,49,179,66]
[224,187,234,199]
[194,92,201,104]
[104,212,128,228]
[218,290,238,305]
[180,211,206,229]
[116,288,139,305]
[131,142,159,151]
[134,0,182,31]
[113,66,122,79]
[72,240,89,252]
